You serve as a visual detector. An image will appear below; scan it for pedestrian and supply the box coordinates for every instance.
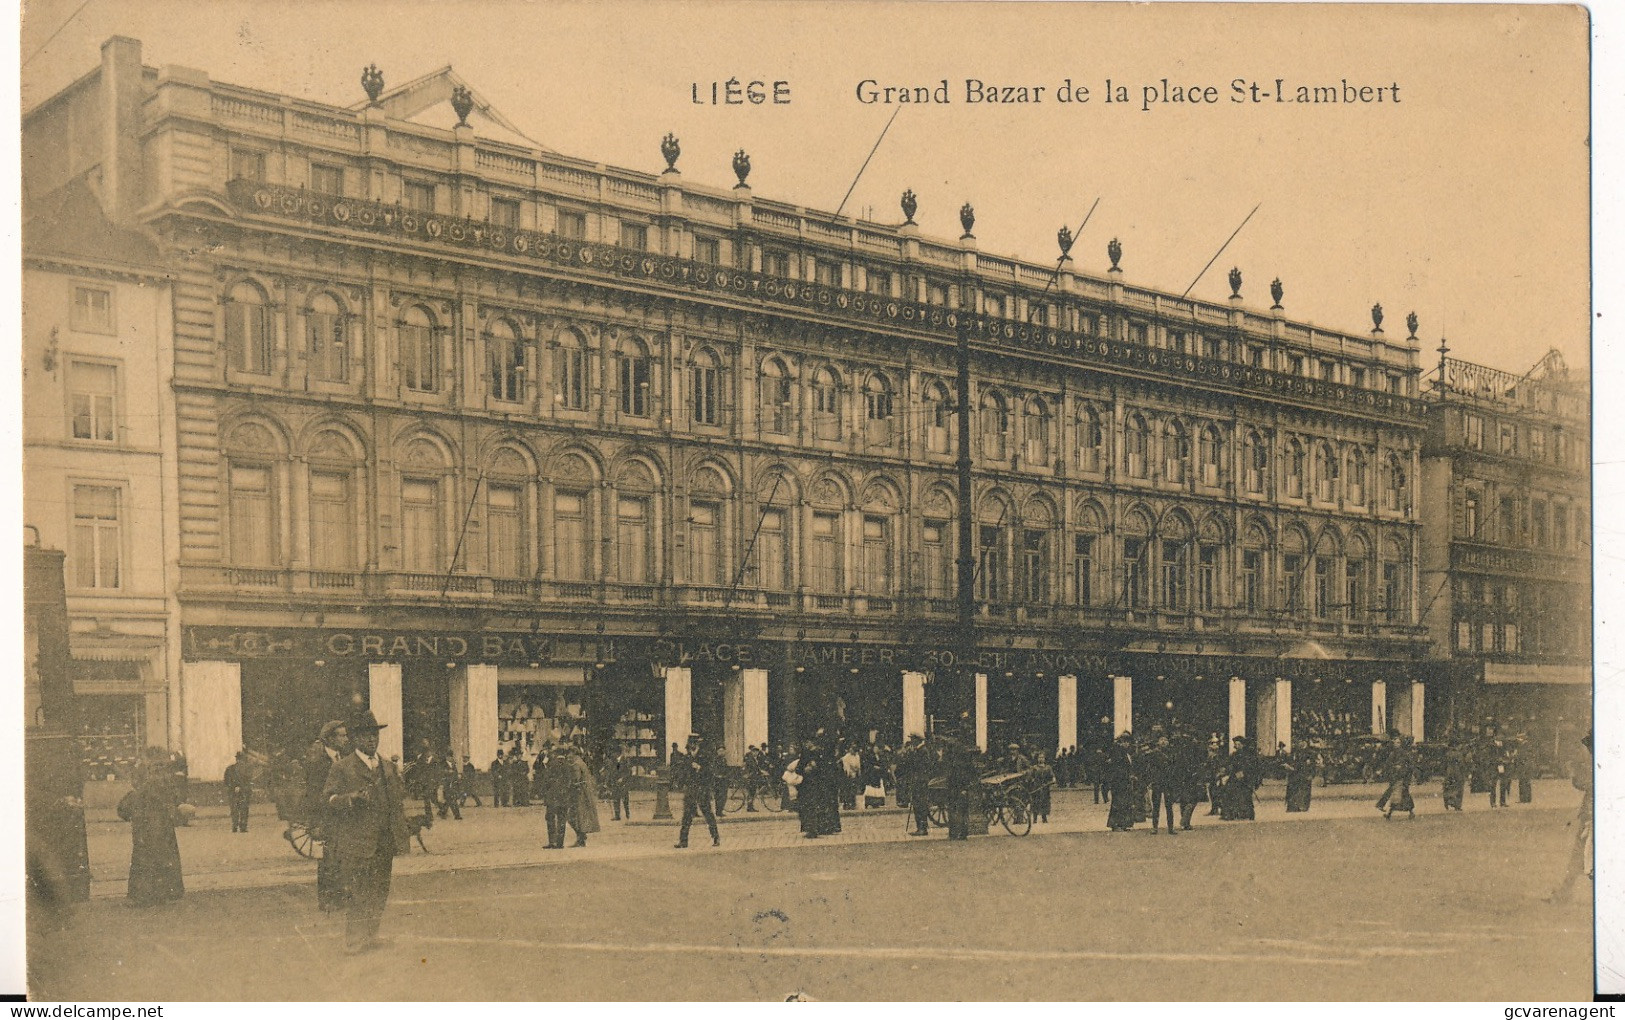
[322,711,411,954]
[1105,733,1136,831]
[437,747,462,820]
[711,744,731,818]
[1219,737,1260,821]
[509,748,532,807]
[600,746,631,821]
[941,732,979,841]
[1485,728,1511,808]
[562,746,601,846]
[1172,728,1205,831]
[1030,752,1055,823]
[305,720,350,912]
[1144,735,1177,833]
[223,749,254,833]
[1513,738,1535,804]
[494,749,513,807]
[540,748,571,849]
[672,734,720,848]
[1546,732,1593,903]
[1283,743,1315,813]
[1374,733,1416,820]
[117,748,186,907]
[898,735,933,836]
[460,756,483,808]
[840,742,862,811]
[1441,738,1468,811]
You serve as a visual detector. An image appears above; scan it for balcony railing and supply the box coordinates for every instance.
[222,180,1427,425]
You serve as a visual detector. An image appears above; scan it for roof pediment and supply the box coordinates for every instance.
[350,66,545,151]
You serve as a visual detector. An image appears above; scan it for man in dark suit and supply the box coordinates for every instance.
[489,749,509,807]
[322,711,410,954]
[304,720,349,912]
[223,750,253,833]
[673,734,720,848]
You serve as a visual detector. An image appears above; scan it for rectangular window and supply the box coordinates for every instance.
[1160,541,1187,611]
[927,281,950,306]
[401,479,442,572]
[1020,530,1048,604]
[71,484,121,589]
[1072,534,1094,607]
[1247,346,1265,369]
[985,294,1007,319]
[1464,413,1484,449]
[403,181,436,212]
[690,502,722,585]
[1346,559,1365,617]
[71,286,113,333]
[1383,563,1404,622]
[923,521,951,598]
[1285,354,1305,376]
[811,512,841,592]
[68,361,117,442]
[763,250,791,277]
[1029,303,1048,326]
[310,163,344,195]
[619,353,651,417]
[400,321,438,393]
[757,508,787,591]
[229,464,276,567]
[1123,538,1146,609]
[555,210,587,239]
[1499,423,1519,456]
[487,484,524,578]
[225,299,273,375]
[1532,499,1549,547]
[489,197,521,229]
[1283,553,1304,611]
[617,497,650,583]
[1201,335,1220,360]
[488,333,524,402]
[556,345,585,410]
[1313,556,1333,618]
[977,525,1005,603]
[814,260,841,287]
[693,236,720,265]
[554,492,588,581]
[1387,373,1403,395]
[1196,545,1218,612]
[230,149,265,183]
[691,362,720,426]
[862,516,893,594]
[1241,550,1262,612]
[1318,360,1337,383]
[307,307,348,383]
[1499,496,1519,545]
[866,269,892,296]
[1529,427,1546,461]
[619,222,648,250]
[309,471,356,571]
[1350,366,1366,389]
[1464,492,1481,538]
[1553,506,1569,551]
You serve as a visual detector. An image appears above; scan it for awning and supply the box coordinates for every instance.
[1482,662,1591,686]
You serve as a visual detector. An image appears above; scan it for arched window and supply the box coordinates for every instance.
[1019,502,1053,604]
[1076,403,1104,473]
[487,320,524,402]
[689,469,732,587]
[1159,514,1191,611]
[1198,425,1224,487]
[924,381,953,454]
[1239,523,1269,613]
[306,293,348,383]
[486,451,530,579]
[1345,533,1371,619]
[920,490,956,599]
[307,430,361,574]
[976,495,1010,603]
[1380,453,1407,512]
[614,462,658,584]
[759,357,792,435]
[1196,518,1224,612]
[1163,419,1190,484]
[1124,413,1150,479]
[1381,536,1408,622]
[1243,429,1268,494]
[863,373,895,447]
[617,337,652,417]
[227,442,279,568]
[554,329,586,410]
[1024,397,1051,466]
[813,367,843,441]
[1313,442,1338,502]
[860,486,899,596]
[1120,510,1151,609]
[690,348,721,426]
[401,476,446,573]
[553,484,593,581]
[225,281,274,375]
[1284,438,1307,499]
[1347,448,1369,505]
[980,390,1009,460]
[1072,503,1104,606]
[399,305,439,393]
[1281,526,1309,612]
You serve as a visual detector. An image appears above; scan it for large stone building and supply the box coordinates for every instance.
[24,38,1442,780]
[1419,350,1590,763]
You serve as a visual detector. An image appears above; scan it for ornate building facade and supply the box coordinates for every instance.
[1419,352,1590,761]
[24,38,1438,779]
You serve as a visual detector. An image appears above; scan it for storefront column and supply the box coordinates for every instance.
[1227,676,1246,743]
[1371,680,1388,735]
[1275,678,1293,754]
[1393,681,1424,740]
[181,660,241,781]
[721,671,746,766]
[664,666,692,761]
[450,665,498,770]
[974,673,989,751]
[1410,681,1425,740]
[1255,681,1278,754]
[1057,674,1078,752]
[1113,675,1133,736]
[742,668,769,752]
[368,663,403,763]
[901,671,927,742]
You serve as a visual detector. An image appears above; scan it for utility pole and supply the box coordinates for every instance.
[950,283,979,732]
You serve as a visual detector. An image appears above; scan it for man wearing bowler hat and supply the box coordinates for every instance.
[323,710,411,954]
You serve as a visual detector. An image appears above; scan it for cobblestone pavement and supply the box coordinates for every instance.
[81,779,1582,899]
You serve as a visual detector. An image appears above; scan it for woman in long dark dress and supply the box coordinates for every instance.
[1104,735,1136,831]
[118,750,184,906]
[796,736,841,837]
[1283,744,1315,813]
[1441,740,1468,811]
[1220,737,1259,820]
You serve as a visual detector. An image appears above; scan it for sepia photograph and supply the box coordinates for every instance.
[15,0,1597,1003]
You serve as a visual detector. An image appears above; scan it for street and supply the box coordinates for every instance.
[28,783,1592,1001]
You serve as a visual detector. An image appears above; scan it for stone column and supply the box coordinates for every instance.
[1409,681,1425,741]
[974,673,989,751]
[1113,674,1133,736]
[368,663,404,763]
[1228,676,1246,743]
[1371,680,1388,735]
[902,671,927,742]
[1391,681,1424,740]
[1275,677,1293,754]
[742,668,769,752]
[1057,674,1079,752]
[450,665,499,769]
[1255,681,1278,754]
[664,666,692,762]
[721,671,746,766]
[181,660,242,781]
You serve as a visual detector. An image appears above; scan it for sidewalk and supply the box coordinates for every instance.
[82,778,1581,900]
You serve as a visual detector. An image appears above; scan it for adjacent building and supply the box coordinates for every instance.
[25,38,1461,780]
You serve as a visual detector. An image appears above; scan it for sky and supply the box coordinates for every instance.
[18,1,1590,376]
